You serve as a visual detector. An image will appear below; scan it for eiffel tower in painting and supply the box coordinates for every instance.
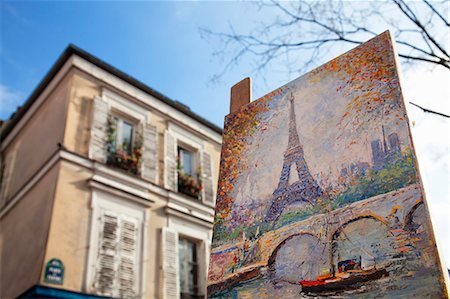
[265,93,322,223]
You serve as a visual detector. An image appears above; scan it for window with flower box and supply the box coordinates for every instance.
[89,94,159,183]
[177,146,202,200]
[164,128,214,205]
[106,115,142,175]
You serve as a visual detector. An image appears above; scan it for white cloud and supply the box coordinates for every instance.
[0,84,24,120]
[2,2,31,25]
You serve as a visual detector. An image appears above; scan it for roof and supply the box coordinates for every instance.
[0,44,223,141]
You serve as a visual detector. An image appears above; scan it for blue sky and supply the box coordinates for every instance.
[1,1,449,266]
[1,1,265,125]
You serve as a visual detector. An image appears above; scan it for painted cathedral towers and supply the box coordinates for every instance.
[371,126,401,170]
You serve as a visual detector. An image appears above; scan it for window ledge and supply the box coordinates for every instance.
[167,191,215,219]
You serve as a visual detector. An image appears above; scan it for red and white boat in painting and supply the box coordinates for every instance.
[299,258,389,294]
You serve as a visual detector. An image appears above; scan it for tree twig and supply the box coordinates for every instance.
[409,102,450,118]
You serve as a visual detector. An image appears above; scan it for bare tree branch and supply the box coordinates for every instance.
[202,0,450,80]
[392,0,450,59]
[398,53,450,69]
[422,0,450,27]
[410,102,450,118]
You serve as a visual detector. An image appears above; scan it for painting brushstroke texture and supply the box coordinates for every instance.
[207,31,448,298]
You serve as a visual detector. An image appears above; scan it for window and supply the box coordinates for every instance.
[106,115,142,174]
[179,238,199,299]
[177,146,202,199]
[87,193,145,299]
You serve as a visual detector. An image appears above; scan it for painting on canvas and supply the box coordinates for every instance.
[207,31,448,298]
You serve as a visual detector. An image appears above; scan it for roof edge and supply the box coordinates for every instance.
[1,44,223,141]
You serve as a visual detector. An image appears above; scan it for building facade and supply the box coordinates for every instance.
[0,45,222,299]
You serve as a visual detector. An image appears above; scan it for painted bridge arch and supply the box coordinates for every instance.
[252,185,421,269]
[331,215,392,273]
[267,232,321,269]
[404,201,425,229]
[261,212,388,264]
[267,232,327,283]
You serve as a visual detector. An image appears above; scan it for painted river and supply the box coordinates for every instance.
[210,265,444,299]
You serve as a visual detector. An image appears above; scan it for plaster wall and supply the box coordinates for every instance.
[40,160,93,292]
[1,74,70,205]
[0,163,59,298]
[63,70,100,156]
[146,195,167,299]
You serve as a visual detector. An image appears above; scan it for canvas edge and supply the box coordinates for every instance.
[387,29,450,295]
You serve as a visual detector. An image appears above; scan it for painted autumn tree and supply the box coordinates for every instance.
[215,101,268,222]
[308,32,405,142]
[213,88,286,237]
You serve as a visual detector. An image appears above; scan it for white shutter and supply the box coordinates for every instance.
[89,96,109,162]
[161,227,179,299]
[141,123,158,183]
[201,151,214,205]
[94,211,140,299]
[95,212,119,297]
[198,241,209,296]
[118,217,139,298]
[164,130,177,191]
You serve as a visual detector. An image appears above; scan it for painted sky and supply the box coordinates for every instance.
[0,1,448,266]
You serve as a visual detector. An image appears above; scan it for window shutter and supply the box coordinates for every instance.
[141,123,158,183]
[198,241,208,296]
[0,150,16,207]
[201,151,215,205]
[95,212,119,297]
[0,159,6,207]
[164,131,177,191]
[161,227,179,299]
[90,96,109,162]
[118,217,139,298]
[94,211,140,299]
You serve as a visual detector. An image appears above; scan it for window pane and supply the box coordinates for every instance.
[111,117,119,148]
[121,121,133,154]
[182,151,192,175]
[187,263,195,294]
[187,241,196,262]
[178,148,194,176]
[179,238,198,296]
[178,239,187,292]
